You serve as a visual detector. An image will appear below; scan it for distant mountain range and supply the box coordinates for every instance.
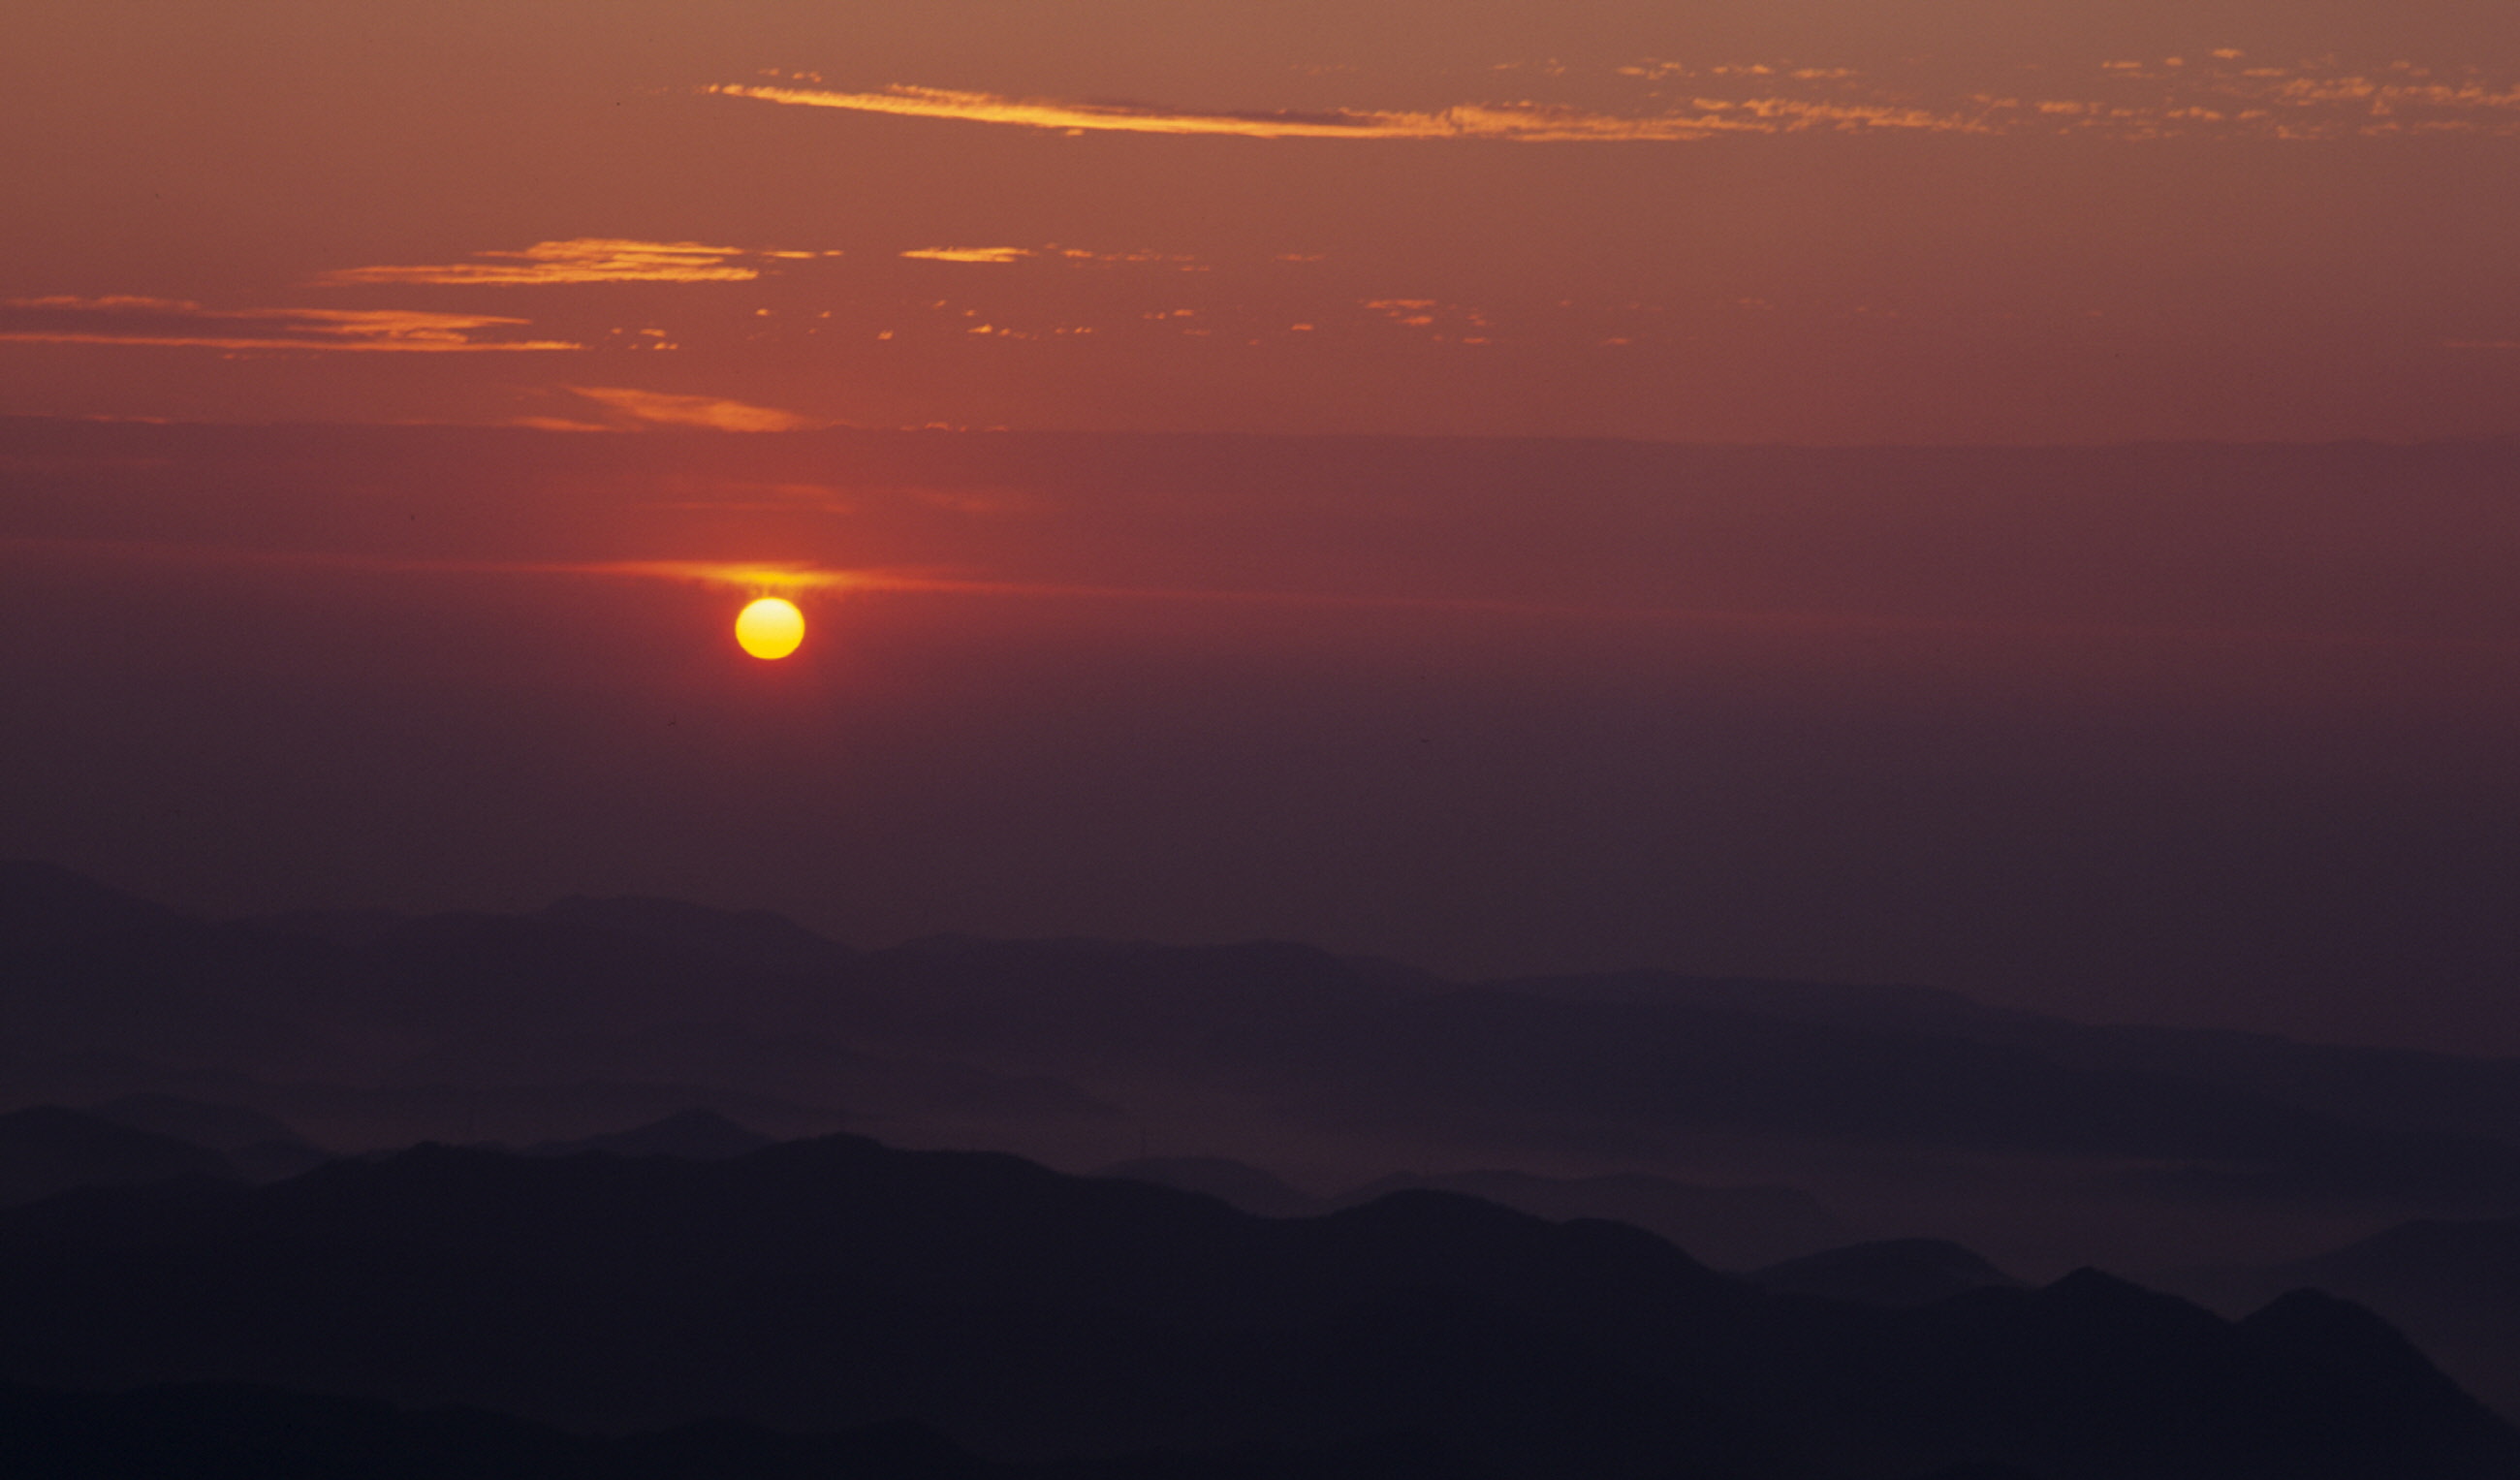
[19,859,2520,1447]
[0,1131,2511,1479]
[1099,1157,1861,1270]
[0,1104,237,1206]
[22,857,2520,1214]
[2169,1213,2520,1433]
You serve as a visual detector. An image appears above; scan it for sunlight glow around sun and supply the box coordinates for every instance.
[735,597,804,659]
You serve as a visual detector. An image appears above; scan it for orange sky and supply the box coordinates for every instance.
[7,4,2520,1053]
[5,0,2517,441]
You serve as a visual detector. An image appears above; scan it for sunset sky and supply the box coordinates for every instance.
[8,0,2519,441]
[5,2,2519,1056]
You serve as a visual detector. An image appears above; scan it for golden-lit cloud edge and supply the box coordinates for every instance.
[563,386,832,432]
[709,61,2520,142]
[321,238,833,287]
[707,81,1959,140]
[898,245,1205,268]
[900,246,1033,264]
[0,297,578,353]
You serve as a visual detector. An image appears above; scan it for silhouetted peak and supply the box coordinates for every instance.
[2041,1266,2153,1300]
[0,861,199,949]
[1096,1156,1323,1217]
[80,1098,329,1184]
[2241,1287,2458,1381]
[1,1121,2512,1475]
[0,1104,238,1205]
[2035,1267,2228,1336]
[1751,1238,2021,1307]
[86,1093,310,1153]
[1329,1168,1859,1273]
[2244,1286,2392,1336]
[745,1129,920,1169]
[1331,1184,1551,1235]
[1549,1212,1721,1277]
[1320,1185,1723,1298]
[364,1140,515,1170]
[526,1108,774,1161]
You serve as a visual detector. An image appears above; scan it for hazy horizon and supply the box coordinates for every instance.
[9,417,2516,1058]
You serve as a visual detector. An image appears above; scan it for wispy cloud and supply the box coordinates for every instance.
[899,244,1205,270]
[565,385,830,432]
[321,238,775,287]
[900,246,1033,264]
[1058,247,1201,268]
[707,82,1970,141]
[0,297,578,352]
[1360,298,1497,345]
[713,56,2520,143]
[570,559,873,593]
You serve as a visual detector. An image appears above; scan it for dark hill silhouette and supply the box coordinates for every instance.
[0,1382,1010,1480]
[0,1104,237,1206]
[1095,1156,1324,1218]
[28,1063,851,1158]
[0,1379,1506,1479]
[0,1379,2100,1479]
[0,859,198,948]
[85,1092,332,1181]
[1749,1239,2024,1307]
[1334,1169,1860,1271]
[526,1109,774,1161]
[19,862,2520,1212]
[1,875,1113,1154]
[28,864,2520,1343]
[0,862,331,1073]
[2172,1215,2520,1425]
[85,1091,308,1152]
[1191,987,2520,1211]
[388,1023,1115,1130]
[1503,967,2520,1183]
[212,1077,845,1155]
[0,1134,2512,1478]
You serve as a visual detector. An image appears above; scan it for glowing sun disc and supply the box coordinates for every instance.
[735,597,804,659]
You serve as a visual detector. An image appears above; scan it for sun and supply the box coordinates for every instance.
[734,597,804,660]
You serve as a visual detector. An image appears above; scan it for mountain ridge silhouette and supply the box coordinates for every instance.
[0,1131,2513,1477]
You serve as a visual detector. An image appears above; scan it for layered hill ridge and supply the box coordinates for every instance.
[0,1104,239,1207]
[0,1132,2512,1479]
[21,861,2520,1198]
[21,863,2520,1429]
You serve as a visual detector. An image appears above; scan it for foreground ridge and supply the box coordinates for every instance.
[0,1133,2512,1478]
